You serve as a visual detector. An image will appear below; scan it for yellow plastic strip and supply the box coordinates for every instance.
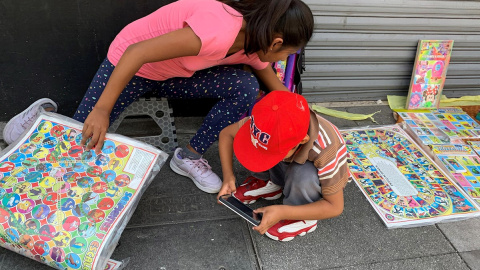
[311,105,381,123]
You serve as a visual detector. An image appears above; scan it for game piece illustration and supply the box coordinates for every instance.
[0,112,168,269]
[342,125,480,228]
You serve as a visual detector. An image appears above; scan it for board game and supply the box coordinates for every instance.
[0,112,168,269]
[467,141,480,157]
[405,40,453,109]
[341,125,480,228]
[397,108,480,146]
[429,144,480,205]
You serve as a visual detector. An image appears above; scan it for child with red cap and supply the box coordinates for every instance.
[217,91,349,241]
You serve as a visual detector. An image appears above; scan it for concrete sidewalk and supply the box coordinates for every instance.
[0,104,479,270]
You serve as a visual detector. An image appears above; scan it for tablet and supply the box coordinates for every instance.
[219,194,262,226]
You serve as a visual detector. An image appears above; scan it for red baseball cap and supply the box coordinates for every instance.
[233,91,310,172]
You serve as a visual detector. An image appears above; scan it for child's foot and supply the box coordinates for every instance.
[3,98,57,144]
[265,220,318,242]
[233,176,282,204]
[169,148,222,193]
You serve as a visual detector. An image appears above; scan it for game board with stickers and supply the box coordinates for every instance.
[0,112,168,269]
[341,125,480,228]
[397,108,480,146]
[429,144,480,205]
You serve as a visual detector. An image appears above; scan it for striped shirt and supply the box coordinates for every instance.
[286,110,349,195]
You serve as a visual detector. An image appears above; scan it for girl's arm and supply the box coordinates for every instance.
[253,65,289,92]
[81,26,202,153]
[216,120,244,200]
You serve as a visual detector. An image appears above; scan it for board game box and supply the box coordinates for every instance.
[0,112,168,269]
[341,125,480,228]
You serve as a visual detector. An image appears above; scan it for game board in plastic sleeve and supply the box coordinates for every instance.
[397,108,480,146]
[0,112,168,269]
[429,144,480,206]
[341,125,480,228]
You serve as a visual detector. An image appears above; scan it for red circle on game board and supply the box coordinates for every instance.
[63,216,81,231]
[87,209,105,223]
[97,198,115,210]
[50,126,65,138]
[114,174,131,187]
[46,153,58,163]
[115,145,129,158]
[68,145,84,158]
[43,192,59,205]
[0,162,15,172]
[92,182,108,194]
[0,207,10,223]
[33,240,48,255]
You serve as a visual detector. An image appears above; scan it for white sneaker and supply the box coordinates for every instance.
[169,148,222,193]
[3,98,57,144]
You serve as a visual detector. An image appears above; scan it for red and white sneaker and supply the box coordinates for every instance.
[233,176,282,204]
[265,220,317,242]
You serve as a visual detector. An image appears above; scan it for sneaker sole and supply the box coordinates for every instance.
[169,158,220,194]
[265,224,318,242]
[3,98,58,144]
[233,193,282,205]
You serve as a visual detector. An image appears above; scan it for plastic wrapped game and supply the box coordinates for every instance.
[342,125,480,228]
[0,111,168,269]
[429,144,480,206]
[397,108,480,146]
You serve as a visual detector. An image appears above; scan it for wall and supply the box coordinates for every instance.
[303,0,480,102]
[0,0,175,121]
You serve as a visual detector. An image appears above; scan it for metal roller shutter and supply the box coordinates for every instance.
[303,0,480,102]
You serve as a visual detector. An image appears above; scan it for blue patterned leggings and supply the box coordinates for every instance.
[73,58,260,154]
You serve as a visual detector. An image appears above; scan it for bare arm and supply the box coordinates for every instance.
[81,26,202,152]
[216,121,243,200]
[253,65,289,92]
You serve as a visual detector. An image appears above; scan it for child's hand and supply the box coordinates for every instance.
[252,205,285,234]
[81,107,110,154]
[216,178,236,202]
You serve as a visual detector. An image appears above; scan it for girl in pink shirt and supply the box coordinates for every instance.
[6,0,314,194]
[78,0,313,194]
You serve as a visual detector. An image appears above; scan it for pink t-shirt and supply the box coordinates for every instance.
[107,0,269,81]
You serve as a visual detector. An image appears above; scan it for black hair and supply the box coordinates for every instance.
[219,0,314,54]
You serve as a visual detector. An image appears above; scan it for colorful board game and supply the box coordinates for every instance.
[406,40,453,109]
[398,108,480,145]
[467,141,480,157]
[430,144,480,205]
[0,112,167,269]
[342,125,480,228]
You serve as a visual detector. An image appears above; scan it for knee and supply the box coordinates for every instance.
[287,164,320,192]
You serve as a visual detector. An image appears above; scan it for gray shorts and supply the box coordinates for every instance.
[253,161,322,206]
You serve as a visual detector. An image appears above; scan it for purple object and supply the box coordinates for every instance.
[283,53,296,92]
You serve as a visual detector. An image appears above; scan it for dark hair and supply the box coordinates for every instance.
[219,0,314,54]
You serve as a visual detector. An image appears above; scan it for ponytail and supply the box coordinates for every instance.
[219,0,314,54]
